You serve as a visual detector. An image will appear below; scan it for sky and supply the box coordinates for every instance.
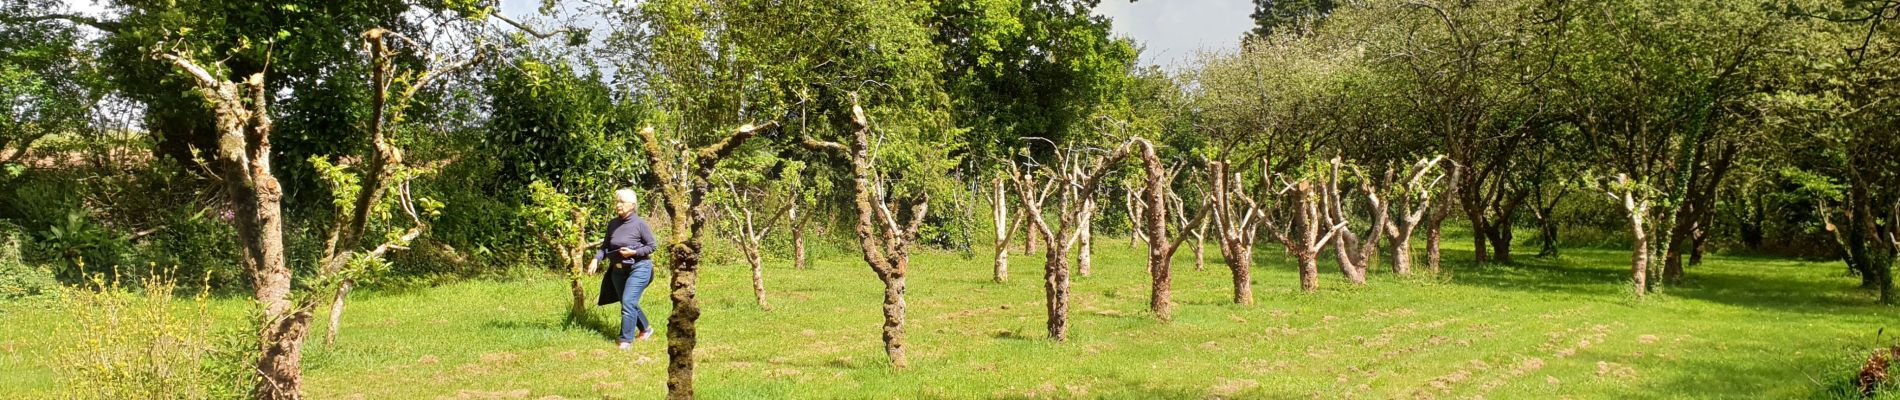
[60,0,1255,69]
[1091,0,1254,69]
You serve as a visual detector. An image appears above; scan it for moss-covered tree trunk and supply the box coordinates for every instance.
[640,123,770,399]
[152,52,308,399]
[802,103,929,367]
[1010,139,1136,339]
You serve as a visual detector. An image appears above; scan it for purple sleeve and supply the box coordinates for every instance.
[632,219,658,258]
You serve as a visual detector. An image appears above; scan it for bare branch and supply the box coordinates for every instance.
[153,53,227,98]
[490,12,570,39]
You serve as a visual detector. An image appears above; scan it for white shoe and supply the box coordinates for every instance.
[637,330,654,341]
[617,341,631,350]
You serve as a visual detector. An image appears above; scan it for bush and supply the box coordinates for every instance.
[54,269,255,399]
[0,222,57,300]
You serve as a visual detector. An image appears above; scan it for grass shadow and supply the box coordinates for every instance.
[479,311,617,340]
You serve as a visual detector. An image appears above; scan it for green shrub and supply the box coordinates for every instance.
[54,269,255,399]
[0,222,57,300]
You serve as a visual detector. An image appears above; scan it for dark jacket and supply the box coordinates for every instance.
[597,214,658,306]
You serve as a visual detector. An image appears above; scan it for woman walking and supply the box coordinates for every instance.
[597,188,658,349]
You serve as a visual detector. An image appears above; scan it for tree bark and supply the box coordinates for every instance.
[1352,165,1394,274]
[1629,211,1650,297]
[1661,144,1735,282]
[1387,156,1447,275]
[1324,161,1367,285]
[156,53,307,399]
[992,176,1013,282]
[1024,218,1041,255]
[1133,139,1198,321]
[1010,138,1137,339]
[1605,174,1652,298]
[719,186,788,311]
[744,244,769,310]
[1324,162,1366,285]
[640,121,772,399]
[1078,196,1096,277]
[1469,209,1491,264]
[792,200,809,270]
[1425,166,1461,274]
[1128,188,1147,247]
[1481,187,1529,265]
[1193,222,1208,271]
[1535,203,1561,258]
[802,100,928,365]
[995,175,1048,283]
[1296,182,1327,293]
[1393,228,1415,275]
[1208,161,1263,303]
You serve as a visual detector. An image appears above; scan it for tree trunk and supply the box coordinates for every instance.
[664,244,702,399]
[1630,211,1650,297]
[1844,183,1896,305]
[1296,248,1318,294]
[1392,216,1416,275]
[568,272,589,321]
[1078,197,1095,277]
[792,204,808,270]
[1665,145,1735,281]
[1324,160,1364,282]
[1297,183,1323,293]
[1334,232,1366,285]
[1537,207,1560,258]
[254,310,311,400]
[1231,251,1257,302]
[1025,222,1040,255]
[249,180,302,399]
[324,280,353,345]
[1011,138,1140,338]
[1128,188,1147,247]
[1193,224,1207,271]
[1208,161,1261,303]
[1042,238,1072,340]
[1352,165,1394,274]
[992,177,1012,282]
[878,269,909,366]
[1425,166,1460,275]
[160,60,303,399]
[1467,209,1491,264]
[804,103,926,366]
[1133,140,1183,321]
[992,240,1010,283]
[1489,215,1514,264]
[639,122,771,400]
[745,244,769,310]
[1661,237,1686,284]
[1607,175,1653,298]
[1688,224,1709,266]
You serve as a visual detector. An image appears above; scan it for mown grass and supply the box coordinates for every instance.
[2,236,1896,399]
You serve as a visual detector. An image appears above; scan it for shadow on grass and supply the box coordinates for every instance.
[479,311,617,340]
[1425,245,1885,313]
[1633,345,1884,400]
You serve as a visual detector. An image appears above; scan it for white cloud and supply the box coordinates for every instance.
[1093,0,1254,70]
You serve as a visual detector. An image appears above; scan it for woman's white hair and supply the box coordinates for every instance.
[614,188,639,209]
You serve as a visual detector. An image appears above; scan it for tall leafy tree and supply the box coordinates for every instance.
[1248,0,1336,39]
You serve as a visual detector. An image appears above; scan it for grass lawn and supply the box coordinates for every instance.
[3,236,1896,399]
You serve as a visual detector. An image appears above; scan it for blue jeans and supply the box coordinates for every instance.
[620,259,654,342]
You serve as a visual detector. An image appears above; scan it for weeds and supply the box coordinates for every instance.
[54,267,254,399]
